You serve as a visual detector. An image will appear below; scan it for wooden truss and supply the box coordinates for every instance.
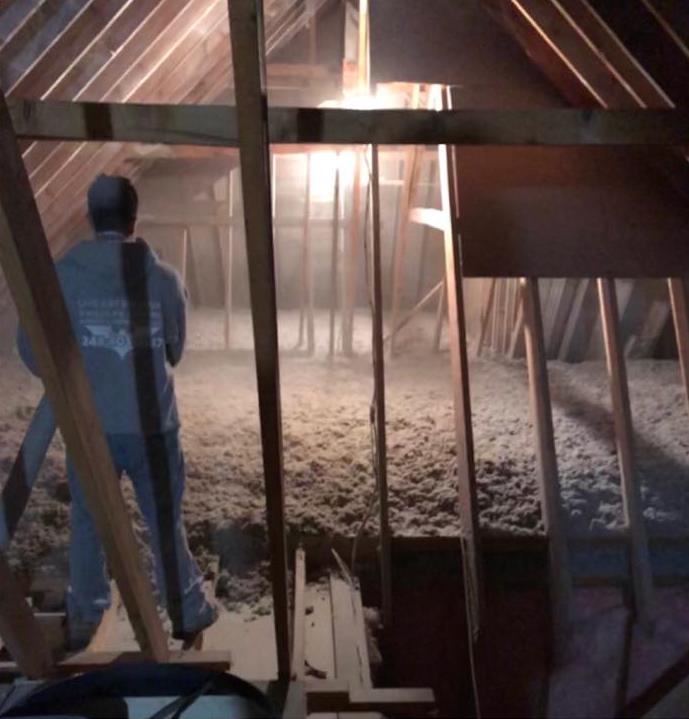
[1,0,689,708]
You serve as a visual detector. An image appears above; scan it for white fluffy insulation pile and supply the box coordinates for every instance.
[1,309,687,616]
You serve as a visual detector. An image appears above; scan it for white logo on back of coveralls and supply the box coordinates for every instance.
[78,298,164,360]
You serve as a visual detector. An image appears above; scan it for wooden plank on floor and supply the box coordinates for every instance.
[54,650,232,675]
[227,0,291,680]
[306,681,435,717]
[0,550,53,679]
[597,278,656,627]
[330,575,362,685]
[521,277,572,658]
[0,90,168,662]
[330,573,373,689]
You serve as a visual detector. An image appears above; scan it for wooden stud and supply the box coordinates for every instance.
[371,145,393,628]
[668,277,689,416]
[303,153,315,355]
[342,148,362,357]
[224,170,235,350]
[0,394,55,549]
[0,91,169,662]
[436,87,483,633]
[328,153,341,357]
[181,226,189,289]
[0,550,53,679]
[291,549,306,680]
[476,278,497,357]
[383,280,443,344]
[388,87,423,357]
[507,300,526,359]
[597,278,656,627]
[521,277,572,658]
[433,277,446,352]
[227,0,291,680]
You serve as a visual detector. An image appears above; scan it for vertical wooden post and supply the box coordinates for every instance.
[389,148,415,356]
[357,0,369,91]
[598,278,656,628]
[329,154,341,357]
[476,278,497,358]
[370,145,393,627]
[389,86,421,357]
[436,87,482,633]
[0,550,53,678]
[227,0,291,679]
[668,277,689,415]
[342,149,361,357]
[181,226,189,289]
[304,152,315,355]
[224,170,235,351]
[521,277,572,658]
[433,277,446,352]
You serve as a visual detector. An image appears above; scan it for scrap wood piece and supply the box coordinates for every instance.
[329,573,372,688]
[86,582,121,653]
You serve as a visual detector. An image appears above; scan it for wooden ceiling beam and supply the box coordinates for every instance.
[11,101,689,147]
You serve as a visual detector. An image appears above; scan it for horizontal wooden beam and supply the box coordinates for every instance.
[9,99,689,146]
[0,650,232,679]
[409,206,447,232]
[306,681,435,716]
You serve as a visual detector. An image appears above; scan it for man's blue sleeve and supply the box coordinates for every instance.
[16,325,40,376]
[161,266,187,367]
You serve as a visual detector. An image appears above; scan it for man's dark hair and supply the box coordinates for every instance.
[87,174,139,234]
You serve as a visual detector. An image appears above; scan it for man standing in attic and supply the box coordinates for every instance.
[17,174,217,649]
